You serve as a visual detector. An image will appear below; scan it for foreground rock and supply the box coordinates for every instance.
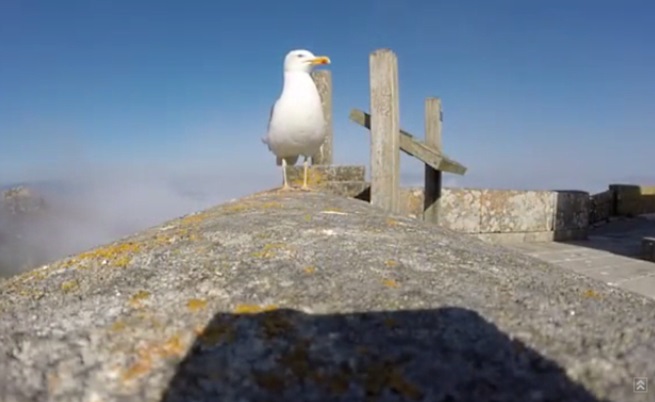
[1,190,654,402]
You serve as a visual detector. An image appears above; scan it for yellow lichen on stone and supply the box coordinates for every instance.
[186,298,208,312]
[179,212,208,226]
[304,266,316,274]
[74,241,142,269]
[582,289,601,299]
[60,279,79,293]
[233,304,278,314]
[251,243,288,259]
[128,290,151,308]
[290,167,326,188]
[110,320,127,333]
[260,201,283,209]
[303,214,312,222]
[382,278,399,288]
[386,218,399,226]
[221,203,250,214]
[384,259,398,268]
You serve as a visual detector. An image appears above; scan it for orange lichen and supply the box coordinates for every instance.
[233,304,278,314]
[386,218,399,226]
[121,334,187,382]
[186,298,208,312]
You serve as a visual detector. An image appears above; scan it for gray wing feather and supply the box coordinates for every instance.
[261,102,277,149]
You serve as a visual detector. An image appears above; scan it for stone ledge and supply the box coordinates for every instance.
[286,165,366,184]
[475,229,588,244]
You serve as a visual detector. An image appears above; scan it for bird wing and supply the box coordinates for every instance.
[261,101,278,149]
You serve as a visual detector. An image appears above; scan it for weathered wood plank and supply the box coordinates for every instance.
[349,109,467,175]
[424,97,443,224]
[310,70,333,165]
[369,49,400,213]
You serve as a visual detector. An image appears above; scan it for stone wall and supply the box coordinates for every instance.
[589,189,613,224]
[609,184,655,217]
[399,187,589,243]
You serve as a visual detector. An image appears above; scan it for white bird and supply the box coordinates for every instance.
[262,49,331,190]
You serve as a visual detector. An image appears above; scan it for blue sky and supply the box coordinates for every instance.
[1,0,654,195]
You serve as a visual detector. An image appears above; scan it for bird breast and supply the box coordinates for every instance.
[267,74,326,155]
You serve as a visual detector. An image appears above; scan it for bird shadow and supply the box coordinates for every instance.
[160,307,608,402]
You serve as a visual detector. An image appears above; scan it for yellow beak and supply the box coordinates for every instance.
[309,56,331,65]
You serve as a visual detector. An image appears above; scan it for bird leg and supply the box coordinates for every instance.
[301,156,310,191]
[281,158,291,191]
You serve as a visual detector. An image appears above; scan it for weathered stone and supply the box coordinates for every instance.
[0,190,654,401]
[438,188,482,233]
[479,189,554,233]
[589,189,613,224]
[285,165,366,185]
[554,190,590,231]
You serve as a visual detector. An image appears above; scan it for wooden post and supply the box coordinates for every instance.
[369,49,400,213]
[310,70,333,165]
[423,97,442,224]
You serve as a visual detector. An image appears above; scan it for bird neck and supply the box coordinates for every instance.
[281,71,315,96]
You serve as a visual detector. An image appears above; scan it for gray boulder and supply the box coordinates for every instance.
[0,190,654,401]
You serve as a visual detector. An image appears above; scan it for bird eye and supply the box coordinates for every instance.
[296,54,304,58]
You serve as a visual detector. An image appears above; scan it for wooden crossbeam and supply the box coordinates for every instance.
[349,109,467,175]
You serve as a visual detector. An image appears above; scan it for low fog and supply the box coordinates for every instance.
[0,163,278,277]
[2,152,649,278]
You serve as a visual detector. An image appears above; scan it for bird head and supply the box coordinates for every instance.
[283,49,331,73]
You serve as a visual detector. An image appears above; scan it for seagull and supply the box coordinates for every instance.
[262,49,331,190]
